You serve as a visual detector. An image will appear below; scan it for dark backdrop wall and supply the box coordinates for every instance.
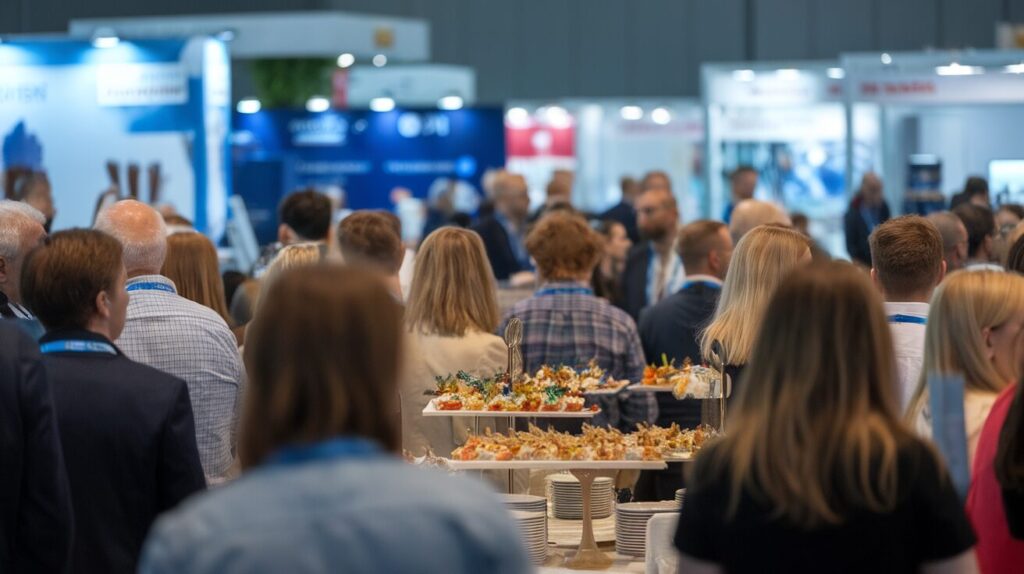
[2,0,1022,103]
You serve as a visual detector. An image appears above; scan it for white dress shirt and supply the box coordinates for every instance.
[884,301,929,412]
[117,275,244,484]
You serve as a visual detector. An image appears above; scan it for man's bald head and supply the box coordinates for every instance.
[94,200,168,276]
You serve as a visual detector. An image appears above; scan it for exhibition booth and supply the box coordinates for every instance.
[842,50,1024,213]
[0,36,231,239]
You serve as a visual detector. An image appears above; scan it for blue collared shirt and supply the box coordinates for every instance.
[137,455,531,574]
[646,244,686,307]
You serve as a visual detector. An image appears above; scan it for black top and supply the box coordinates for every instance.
[40,329,206,574]
[638,281,721,429]
[675,439,976,573]
[843,196,891,266]
[0,323,73,574]
[470,216,526,280]
[617,243,652,321]
[598,201,640,243]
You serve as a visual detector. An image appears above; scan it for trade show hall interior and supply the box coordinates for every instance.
[2,1,1024,573]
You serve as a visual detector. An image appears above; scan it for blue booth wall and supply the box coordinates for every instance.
[233,108,506,245]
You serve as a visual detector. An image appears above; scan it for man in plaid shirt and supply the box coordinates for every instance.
[498,212,652,431]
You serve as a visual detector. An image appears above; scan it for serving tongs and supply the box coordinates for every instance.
[503,318,524,394]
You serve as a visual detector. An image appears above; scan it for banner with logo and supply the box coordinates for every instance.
[232,108,505,244]
[0,38,231,239]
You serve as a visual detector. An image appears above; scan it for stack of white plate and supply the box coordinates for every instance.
[615,501,679,557]
[546,474,614,520]
[501,493,547,514]
[510,510,548,565]
[675,489,686,508]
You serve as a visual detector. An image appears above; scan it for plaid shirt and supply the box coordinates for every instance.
[116,275,243,484]
[499,282,653,429]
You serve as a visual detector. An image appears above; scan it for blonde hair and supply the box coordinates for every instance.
[405,228,500,336]
[258,243,323,309]
[701,225,810,366]
[161,232,231,325]
[907,270,1024,419]
[692,262,917,527]
[728,200,790,243]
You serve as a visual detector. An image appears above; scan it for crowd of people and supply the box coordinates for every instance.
[0,163,1023,574]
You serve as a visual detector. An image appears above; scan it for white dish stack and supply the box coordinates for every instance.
[501,493,548,514]
[546,473,614,520]
[614,501,679,557]
[510,510,549,565]
[675,489,686,507]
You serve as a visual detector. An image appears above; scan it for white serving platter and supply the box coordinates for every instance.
[422,402,600,418]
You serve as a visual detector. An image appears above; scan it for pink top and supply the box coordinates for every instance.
[966,383,1024,573]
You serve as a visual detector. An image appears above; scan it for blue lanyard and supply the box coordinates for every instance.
[267,437,382,467]
[889,314,927,325]
[681,280,721,291]
[536,286,593,297]
[126,282,176,294]
[40,340,117,355]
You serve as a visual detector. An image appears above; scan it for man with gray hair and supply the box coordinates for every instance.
[927,211,970,272]
[0,200,47,319]
[727,199,791,245]
[95,200,243,484]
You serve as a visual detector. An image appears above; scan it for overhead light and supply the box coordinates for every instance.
[236,98,261,114]
[543,105,572,128]
[337,53,355,68]
[650,107,671,125]
[880,53,892,65]
[305,96,330,113]
[827,67,845,79]
[370,96,395,112]
[505,106,531,127]
[372,54,388,67]
[215,29,236,42]
[776,68,800,79]
[936,62,983,76]
[619,105,643,120]
[732,69,755,82]
[1004,63,1024,74]
[438,95,464,111]
[92,28,119,49]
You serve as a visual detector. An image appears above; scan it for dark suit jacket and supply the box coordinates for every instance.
[638,281,721,430]
[597,201,639,243]
[40,329,206,574]
[618,243,652,321]
[0,323,73,574]
[471,216,526,280]
[844,196,891,266]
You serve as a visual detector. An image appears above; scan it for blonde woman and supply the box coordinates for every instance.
[257,243,323,308]
[676,262,977,574]
[401,228,507,461]
[907,270,1024,468]
[700,225,810,401]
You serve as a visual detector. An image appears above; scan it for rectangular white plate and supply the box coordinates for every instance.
[626,384,725,399]
[422,402,600,418]
[446,459,668,470]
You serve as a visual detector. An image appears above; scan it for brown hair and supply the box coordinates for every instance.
[869,215,944,300]
[239,266,403,468]
[525,212,602,280]
[1007,232,1024,274]
[692,262,917,527]
[676,220,728,271]
[22,229,123,331]
[337,211,404,274]
[406,227,500,336]
[162,232,231,325]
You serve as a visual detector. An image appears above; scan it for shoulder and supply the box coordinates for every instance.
[593,297,639,333]
[625,244,648,266]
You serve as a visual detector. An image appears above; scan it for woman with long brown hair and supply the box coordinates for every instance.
[676,262,976,574]
[161,232,242,344]
[138,266,529,574]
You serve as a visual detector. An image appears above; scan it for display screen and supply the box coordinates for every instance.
[990,160,1024,206]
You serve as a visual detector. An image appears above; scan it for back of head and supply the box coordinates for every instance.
[0,200,45,261]
[22,229,123,331]
[869,215,944,301]
[258,243,324,309]
[279,189,332,242]
[964,176,989,198]
[914,270,1024,401]
[1008,232,1024,274]
[697,262,905,527]
[406,227,499,336]
[701,225,810,365]
[240,266,402,468]
[640,170,672,193]
[525,212,602,281]
[676,220,728,272]
[336,211,404,274]
[728,200,790,244]
[927,211,965,253]
[94,200,168,275]
[162,232,230,323]
[953,203,995,258]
